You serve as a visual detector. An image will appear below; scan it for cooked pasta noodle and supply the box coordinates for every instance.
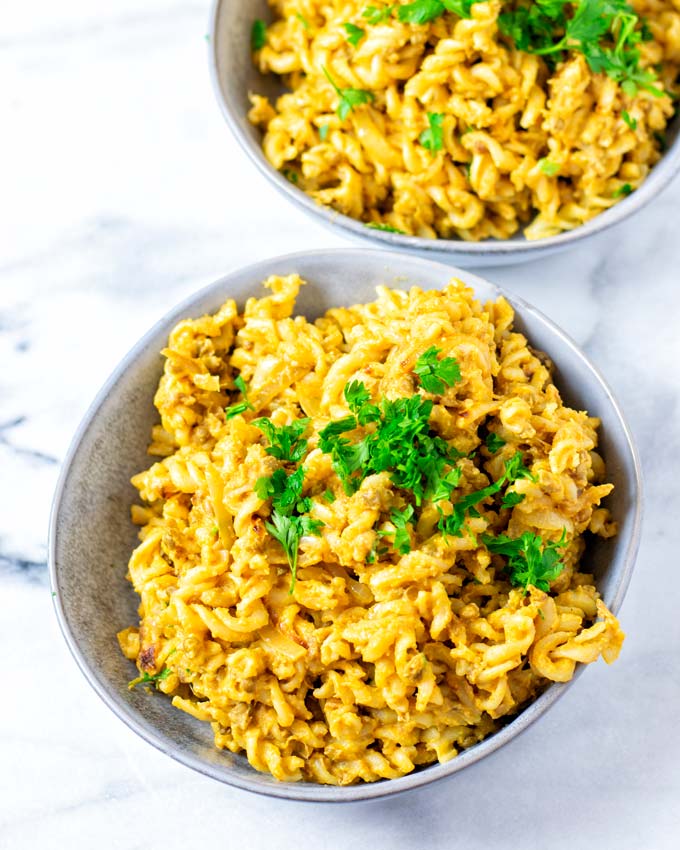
[247,0,680,240]
[118,276,624,785]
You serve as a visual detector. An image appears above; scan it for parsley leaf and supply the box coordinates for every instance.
[251,19,267,51]
[322,66,375,120]
[538,158,560,176]
[319,123,330,141]
[482,529,567,592]
[226,373,254,419]
[414,346,462,394]
[129,667,172,689]
[621,109,637,130]
[343,22,366,46]
[389,505,415,554]
[254,417,310,462]
[362,4,394,24]
[397,0,474,25]
[365,222,405,233]
[612,183,633,198]
[323,488,336,503]
[419,112,445,154]
[296,12,310,29]
[501,491,525,509]
[485,432,506,453]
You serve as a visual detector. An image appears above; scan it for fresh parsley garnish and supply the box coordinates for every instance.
[414,346,461,394]
[323,488,336,503]
[482,529,568,592]
[129,667,172,689]
[621,109,637,130]
[398,0,475,25]
[225,374,254,419]
[419,112,445,154]
[319,123,330,141]
[282,168,299,184]
[296,12,310,29]
[389,505,415,554]
[538,158,560,177]
[343,22,366,46]
[255,467,323,591]
[501,490,525,509]
[322,66,375,120]
[362,4,394,23]
[253,417,310,462]
[365,222,405,233]
[251,19,267,51]
[612,183,633,198]
[485,432,506,453]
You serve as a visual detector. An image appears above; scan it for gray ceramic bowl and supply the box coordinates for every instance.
[50,249,642,801]
[208,0,680,268]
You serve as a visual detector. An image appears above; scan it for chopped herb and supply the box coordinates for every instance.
[485,432,506,453]
[253,417,310,462]
[362,4,394,24]
[501,491,525,509]
[414,346,462,394]
[251,19,267,51]
[538,158,560,177]
[129,667,172,690]
[343,22,366,46]
[296,12,310,29]
[366,222,405,233]
[226,373,254,418]
[482,529,568,592]
[322,66,375,120]
[419,112,445,154]
[622,109,637,130]
[612,183,633,198]
[282,168,299,184]
[323,488,336,503]
[398,0,475,25]
[51,591,57,598]
[389,505,415,554]
[319,123,330,141]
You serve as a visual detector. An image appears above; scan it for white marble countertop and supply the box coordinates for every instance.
[2,1,680,847]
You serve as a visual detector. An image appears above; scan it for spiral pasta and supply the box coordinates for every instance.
[118,276,624,785]
[247,0,680,240]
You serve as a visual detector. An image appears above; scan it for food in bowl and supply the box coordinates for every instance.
[118,276,624,785]
[247,0,679,241]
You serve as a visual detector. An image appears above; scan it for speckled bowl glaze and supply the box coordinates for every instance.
[208,0,680,268]
[50,249,642,801]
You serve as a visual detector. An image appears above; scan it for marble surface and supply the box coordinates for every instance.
[2,1,680,847]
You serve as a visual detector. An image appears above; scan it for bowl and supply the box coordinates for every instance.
[49,248,642,801]
[208,0,680,268]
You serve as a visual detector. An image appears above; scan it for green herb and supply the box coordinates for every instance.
[414,346,462,394]
[251,19,267,51]
[482,529,567,592]
[397,0,475,26]
[419,112,445,154]
[322,66,375,120]
[612,182,633,198]
[622,109,637,130]
[362,4,394,24]
[319,123,330,141]
[255,467,323,591]
[501,491,525,509]
[282,168,299,184]
[366,222,405,233]
[438,451,536,538]
[485,432,506,453]
[253,417,310,462]
[296,12,310,29]
[538,158,560,176]
[319,381,463,503]
[343,22,366,46]
[323,488,336,503]
[498,0,664,97]
[210,524,219,536]
[389,505,415,554]
[226,374,254,419]
[51,591,57,598]
[129,667,172,689]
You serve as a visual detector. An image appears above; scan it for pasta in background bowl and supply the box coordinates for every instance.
[209,0,680,266]
[50,249,642,801]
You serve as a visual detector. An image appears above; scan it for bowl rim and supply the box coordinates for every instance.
[207,0,680,259]
[49,248,643,802]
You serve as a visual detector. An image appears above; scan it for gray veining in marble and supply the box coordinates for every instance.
[2,1,680,847]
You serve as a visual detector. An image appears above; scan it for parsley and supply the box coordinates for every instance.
[343,22,366,46]
[389,505,415,554]
[282,168,299,184]
[251,19,267,51]
[296,12,310,29]
[254,417,310,462]
[501,491,525,509]
[323,488,336,503]
[414,346,462,394]
[366,222,405,233]
[398,0,475,25]
[612,183,633,198]
[538,158,560,176]
[225,374,254,419]
[485,432,506,453]
[129,667,172,690]
[498,0,664,97]
[319,123,330,141]
[622,109,637,130]
[255,466,323,591]
[363,4,394,23]
[322,66,375,120]
[482,529,567,592]
[419,112,445,154]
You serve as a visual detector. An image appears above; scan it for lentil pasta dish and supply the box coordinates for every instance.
[247,0,680,241]
[119,276,624,785]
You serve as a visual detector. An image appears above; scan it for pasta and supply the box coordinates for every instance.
[118,276,624,785]
[247,0,680,241]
